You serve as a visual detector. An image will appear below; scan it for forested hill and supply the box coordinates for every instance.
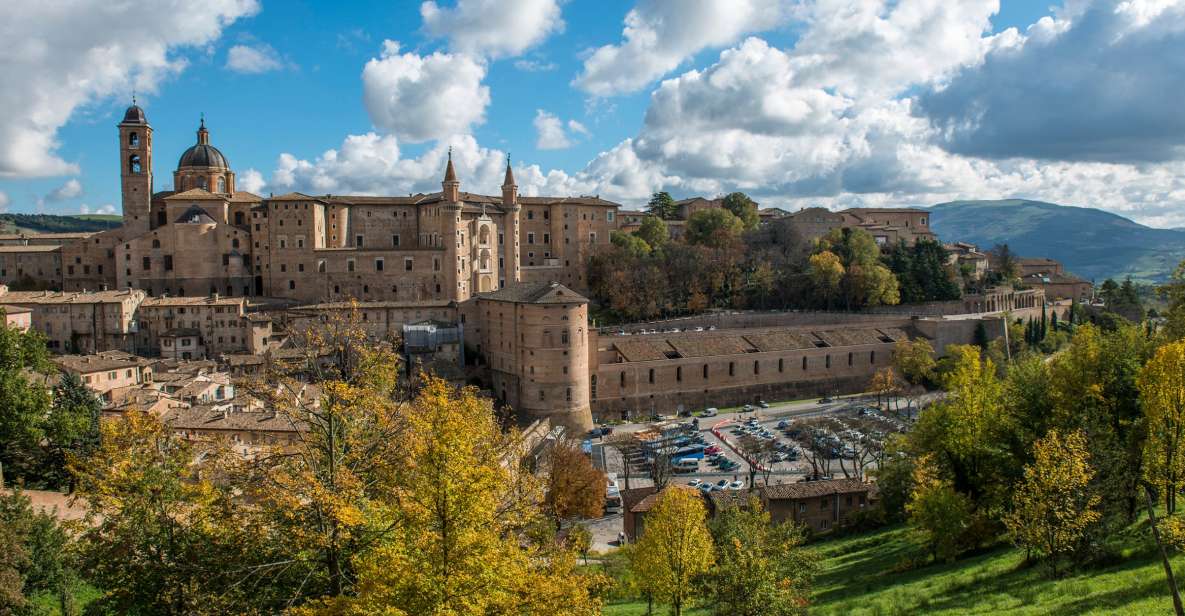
[0,213,121,234]
[926,199,1185,282]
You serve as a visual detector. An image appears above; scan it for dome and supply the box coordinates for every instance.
[177,118,228,169]
[121,104,147,124]
[178,144,228,169]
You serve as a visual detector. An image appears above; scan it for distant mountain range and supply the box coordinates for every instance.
[926,199,1185,283]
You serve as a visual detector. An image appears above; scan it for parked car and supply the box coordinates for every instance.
[742,404,755,413]
[758,400,770,408]
[687,478,701,487]
[818,396,834,404]
[716,479,729,488]
[701,407,718,417]
[728,480,745,490]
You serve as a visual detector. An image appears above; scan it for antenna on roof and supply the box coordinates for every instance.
[132,89,137,106]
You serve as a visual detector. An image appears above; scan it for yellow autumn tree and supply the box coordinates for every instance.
[1004,429,1101,576]
[892,338,936,386]
[631,487,715,616]
[233,306,409,602]
[1140,340,1185,514]
[869,367,899,409]
[295,377,601,616]
[544,439,607,527]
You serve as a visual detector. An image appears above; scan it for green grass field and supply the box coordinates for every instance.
[811,523,1185,615]
[603,517,1185,615]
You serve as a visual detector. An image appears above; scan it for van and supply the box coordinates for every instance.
[672,458,700,473]
[701,407,718,417]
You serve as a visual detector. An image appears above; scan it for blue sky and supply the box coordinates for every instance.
[8,1,1185,228]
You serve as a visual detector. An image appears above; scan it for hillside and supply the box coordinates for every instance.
[0,213,121,235]
[811,523,1181,615]
[926,199,1185,282]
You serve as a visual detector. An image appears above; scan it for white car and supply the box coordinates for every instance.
[687,478,702,487]
[728,480,745,490]
[701,407,718,417]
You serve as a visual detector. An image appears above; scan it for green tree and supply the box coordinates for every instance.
[647,191,677,220]
[816,228,900,309]
[703,499,817,616]
[611,229,652,257]
[43,371,102,491]
[0,322,52,485]
[721,192,760,230]
[637,215,669,251]
[907,454,972,562]
[685,208,744,248]
[631,487,715,616]
[1159,259,1185,340]
[0,488,73,613]
[989,244,1019,282]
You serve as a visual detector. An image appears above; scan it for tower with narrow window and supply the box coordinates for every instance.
[119,103,153,236]
[501,157,521,288]
[441,151,465,300]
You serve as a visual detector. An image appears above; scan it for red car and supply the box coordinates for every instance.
[704,445,722,455]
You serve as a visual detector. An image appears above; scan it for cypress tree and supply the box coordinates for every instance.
[1040,307,1048,340]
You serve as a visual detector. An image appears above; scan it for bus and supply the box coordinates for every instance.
[604,473,623,515]
[672,458,700,473]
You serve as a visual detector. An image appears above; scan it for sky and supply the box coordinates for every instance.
[4,0,1185,228]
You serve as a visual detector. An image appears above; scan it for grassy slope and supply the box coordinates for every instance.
[927,199,1185,283]
[811,523,1185,615]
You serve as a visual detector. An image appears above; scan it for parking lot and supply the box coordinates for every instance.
[595,397,920,497]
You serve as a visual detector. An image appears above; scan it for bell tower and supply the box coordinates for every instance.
[501,156,521,287]
[118,100,152,236]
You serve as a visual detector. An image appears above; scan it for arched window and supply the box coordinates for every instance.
[197,177,208,190]
[151,239,160,248]
[129,132,139,147]
[129,155,141,174]
[479,225,490,245]
[217,177,226,193]
[231,238,240,249]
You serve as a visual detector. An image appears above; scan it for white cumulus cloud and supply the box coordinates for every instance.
[225,43,285,73]
[238,168,266,194]
[421,0,564,59]
[573,0,791,96]
[0,0,259,178]
[534,110,574,150]
[47,178,82,201]
[362,41,490,143]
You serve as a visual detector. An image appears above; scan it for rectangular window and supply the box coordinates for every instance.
[779,358,784,373]
[406,258,415,271]
[676,366,682,382]
[607,211,615,222]
[543,233,550,244]
[803,357,808,371]
[648,368,655,384]
[392,234,400,247]
[142,256,150,270]
[164,255,173,270]
[527,232,535,244]
[347,259,355,272]
[703,364,709,379]
[729,362,735,376]
[826,355,831,369]
[355,234,364,248]
[375,258,384,272]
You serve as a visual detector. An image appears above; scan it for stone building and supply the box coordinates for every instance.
[53,351,153,402]
[0,289,145,353]
[762,479,874,533]
[466,280,593,432]
[134,295,272,359]
[0,245,62,289]
[591,326,907,420]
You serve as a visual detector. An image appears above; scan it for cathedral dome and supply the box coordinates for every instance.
[178,144,228,169]
[177,117,229,169]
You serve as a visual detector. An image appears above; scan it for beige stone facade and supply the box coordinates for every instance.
[0,245,62,289]
[53,351,153,401]
[0,289,145,353]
